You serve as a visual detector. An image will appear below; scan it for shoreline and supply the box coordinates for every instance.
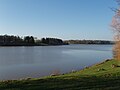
[0,43,113,47]
[0,59,112,81]
[0,59,120,89]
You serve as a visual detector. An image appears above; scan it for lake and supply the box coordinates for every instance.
[0,44,113,80]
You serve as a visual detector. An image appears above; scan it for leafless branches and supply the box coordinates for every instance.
[111,0,120,60]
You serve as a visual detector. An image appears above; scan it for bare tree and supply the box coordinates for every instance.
[111,0,120,60]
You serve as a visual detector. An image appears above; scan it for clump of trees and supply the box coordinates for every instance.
[24,36,35,45]
[41,38,67,45]
[0,35,66,46]
[0,35,35,46]
[111,0,120,60]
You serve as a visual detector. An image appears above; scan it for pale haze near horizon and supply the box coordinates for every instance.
[0,0,117,40]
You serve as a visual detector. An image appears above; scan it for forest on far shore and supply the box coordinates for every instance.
[0,35,68,46]
[0,35,114,46]
[64,40,114,45]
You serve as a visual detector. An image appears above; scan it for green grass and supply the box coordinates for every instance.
[0,59,120,90]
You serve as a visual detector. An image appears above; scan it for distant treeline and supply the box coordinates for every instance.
[0,35,113,46]
[64,40,114,44]
[0,35,67,46]
[40,38,68,45]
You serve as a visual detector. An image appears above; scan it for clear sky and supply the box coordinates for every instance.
[0,0,117,40]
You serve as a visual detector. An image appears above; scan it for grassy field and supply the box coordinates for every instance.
[0,59,120,90]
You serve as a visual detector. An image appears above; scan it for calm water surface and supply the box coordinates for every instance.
[0,44,113,80]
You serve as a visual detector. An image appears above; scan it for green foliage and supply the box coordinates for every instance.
[0,59,120,90]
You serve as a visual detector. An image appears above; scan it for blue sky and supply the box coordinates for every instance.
[0,0,117,40]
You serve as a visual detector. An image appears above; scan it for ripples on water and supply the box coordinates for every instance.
[0,44,113,80]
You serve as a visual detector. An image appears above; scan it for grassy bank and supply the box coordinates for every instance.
[0,59,120,90]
